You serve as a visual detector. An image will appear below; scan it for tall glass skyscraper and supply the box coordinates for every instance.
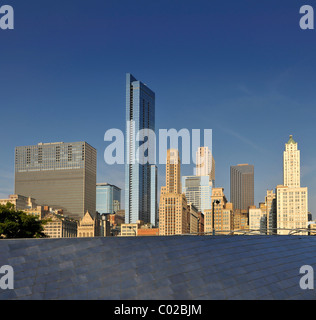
[96,183,121,214]
[125,73,156,224]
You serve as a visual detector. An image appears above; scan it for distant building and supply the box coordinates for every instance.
[230,164,254,211]
[308,221,316,236]
[277,136,308,235]
[265,190,276,235]
[138,223,159,236]
[159,149,190,236]
[0,194,37,211]
[197,212,204,234]
[249,206,267,234]
[188,203,199,234]
[15,141,97,220]
[125,73,155,225]
[276,185,308,235]
[24,205,50,219]
[182,175,212,215]
[120,221,144,237]
[43,211,77,238]
[116,209,125,219]
[77,211,100,237]
[96,183,121,214]
[283,135,300,188]
[150,165,158,227]
[100,214,111,237]
[108,213,125,227]
[196,146,215,186]
[204,188,233,235]
[233,210,249,233]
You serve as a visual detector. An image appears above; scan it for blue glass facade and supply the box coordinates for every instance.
[125,73,155,224]
[96,183,121,214]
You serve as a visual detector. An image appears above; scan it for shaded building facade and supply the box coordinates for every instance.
[230,164,254,211]
[15,142,96,220]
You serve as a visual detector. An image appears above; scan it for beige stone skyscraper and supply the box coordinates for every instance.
[283,135,300,188]
[277,135,308,235]
[204,188,233,235]
[159,149,190,235]
[196,147,215,186]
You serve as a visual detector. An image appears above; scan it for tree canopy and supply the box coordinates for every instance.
[0,203,47,239]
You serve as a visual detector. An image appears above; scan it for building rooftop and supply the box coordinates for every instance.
[286,135,297,145]
[0,236,316,300]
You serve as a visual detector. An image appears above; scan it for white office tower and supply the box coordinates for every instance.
[196,147,215,186]
[277,135,308,235]
[283,135,300,188]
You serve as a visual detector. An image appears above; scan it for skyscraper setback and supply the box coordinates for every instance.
[283,135,300,188]
[196,146,215,186]
[230,164,254,211]
[125,73,156,224]
[277,135,308,235]
[159,149,190,235]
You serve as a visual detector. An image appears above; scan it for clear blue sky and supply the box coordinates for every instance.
[1,0,316,217]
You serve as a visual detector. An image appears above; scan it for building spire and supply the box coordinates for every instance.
[287,135,296,145]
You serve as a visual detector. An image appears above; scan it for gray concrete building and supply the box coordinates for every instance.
[14,141,96,220]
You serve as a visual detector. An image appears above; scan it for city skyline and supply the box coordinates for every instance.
[1,1,316,218]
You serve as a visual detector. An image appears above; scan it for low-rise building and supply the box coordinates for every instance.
[0,194,37,211]
[43,211,77,238]
[249,206,267,235]
[77,211,100,237]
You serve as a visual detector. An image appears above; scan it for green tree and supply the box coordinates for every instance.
[0,203,47,239]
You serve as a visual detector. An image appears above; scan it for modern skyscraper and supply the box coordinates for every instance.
[230,164,254,211]
[159,149,190,235]
[182,175,212,214]
[277,135,308,235]
[125,73,156,224]
[196,147,215,186]
[96,183,121,214]
[15,141,96,220]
